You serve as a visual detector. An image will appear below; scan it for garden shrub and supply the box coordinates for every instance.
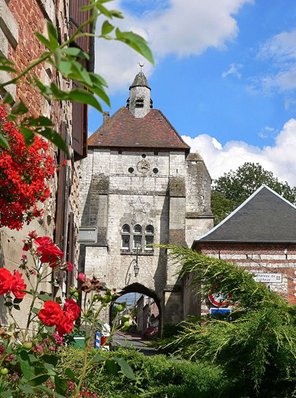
[59,347,231,398]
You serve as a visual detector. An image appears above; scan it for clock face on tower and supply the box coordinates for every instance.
[137,159,150,173]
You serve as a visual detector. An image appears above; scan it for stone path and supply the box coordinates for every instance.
[112,331,156,356]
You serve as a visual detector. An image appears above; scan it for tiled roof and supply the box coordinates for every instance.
[88,107,190,151]
[194,185,296,244]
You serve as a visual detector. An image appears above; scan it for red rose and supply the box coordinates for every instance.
[10,270,26,299]
[66,262,74,272]
[64,299,80,321]
[34,237,64,267]
[56,312,74,336]
[77,272,86,282]
[0,268,13,295]
[38,301,63,326]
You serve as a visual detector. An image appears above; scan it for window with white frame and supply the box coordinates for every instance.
[133,224,142,250]
[121,224,130,250]
[121,224,154,253]
[145,225,154,251]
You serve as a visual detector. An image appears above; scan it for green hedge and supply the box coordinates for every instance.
[59,347,230,398]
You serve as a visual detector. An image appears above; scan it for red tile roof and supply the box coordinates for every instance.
[88,107,190,152]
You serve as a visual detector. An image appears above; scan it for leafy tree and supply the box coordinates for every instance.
[163,246,296,398]
[212,162,296,224]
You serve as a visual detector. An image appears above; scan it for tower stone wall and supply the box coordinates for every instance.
[79,73,213,325]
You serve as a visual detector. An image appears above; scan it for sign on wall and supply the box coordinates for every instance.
[252,273,282,283]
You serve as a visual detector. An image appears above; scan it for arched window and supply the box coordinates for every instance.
[145,225,154,251]
[133,224,142,250]
[121,224,130,250]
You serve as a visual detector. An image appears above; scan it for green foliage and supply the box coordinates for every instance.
[162,246,296,397]
[211,162,296,224]
[211,191,235,225]
[59,347,229,398]
[0,0,154,153]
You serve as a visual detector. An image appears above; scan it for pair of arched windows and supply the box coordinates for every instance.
[121,224,154,252]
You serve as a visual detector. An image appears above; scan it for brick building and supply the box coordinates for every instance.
[193,185,296,309]
[79,72,213,326]
[0,0,93,325]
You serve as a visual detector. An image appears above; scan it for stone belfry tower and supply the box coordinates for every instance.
[127,71,153,118]
[79,71,213,326]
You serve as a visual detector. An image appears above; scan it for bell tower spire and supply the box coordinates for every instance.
[126,66,153,118]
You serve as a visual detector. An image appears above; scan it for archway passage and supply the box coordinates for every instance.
[110,283,161,338]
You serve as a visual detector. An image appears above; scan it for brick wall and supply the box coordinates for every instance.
[197,242,296,305]
[0,0,88,326]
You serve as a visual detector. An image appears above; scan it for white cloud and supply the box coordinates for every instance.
[95,0,253,92]
[260,29,296,62]
[254,28,296,93]
[182,118,296,186]
[222,63,242,79]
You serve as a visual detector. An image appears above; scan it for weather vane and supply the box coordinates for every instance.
[138,62,144,72]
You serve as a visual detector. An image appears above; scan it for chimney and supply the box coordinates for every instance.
[103,112,110,124]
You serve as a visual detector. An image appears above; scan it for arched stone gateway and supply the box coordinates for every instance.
[78,72,213,325]
[109,283,162,333]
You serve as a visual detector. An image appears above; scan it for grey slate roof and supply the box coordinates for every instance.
[195,185,296,243]
[130,72,150,89]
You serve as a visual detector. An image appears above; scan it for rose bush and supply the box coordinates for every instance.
[0,231,124,398]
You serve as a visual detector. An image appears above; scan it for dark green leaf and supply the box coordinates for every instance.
[115,29,154,64]
[45,325,55,333]
[3,93,14,105]
[54,48,62,67]
[32,307,40,315]
[90,353,104,363]
[71,61,93,86]
[34,78,52,96]
[13,297,23,304]
[20,126,35,146]
[37,128,69,156]
[54,376,68,395]
[41,354,59,367]
[0,65,17,73]
[13,304,20,310]
[25,116,53,128]
[63,47,89,60]
[89,72,108,88]
[95,2,112,17]
[47,20,59,50]
[110,9,124,19]
[4,301,13,307]
[68,89,103,112]
[37,385,65,398]
[29,374,50,386]
[19,350,34,379]
[101,20,114,35]
[37,293,52,301]
[0,55,15,65]
[105,359,120,375]
[35,32,52,50]
[0,134,10,150]
[114,357,136,380]
[11,101,28,115]
[89,84,110,106]
[65,367,78,383]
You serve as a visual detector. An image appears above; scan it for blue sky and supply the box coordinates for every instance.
[90,0,296,185]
